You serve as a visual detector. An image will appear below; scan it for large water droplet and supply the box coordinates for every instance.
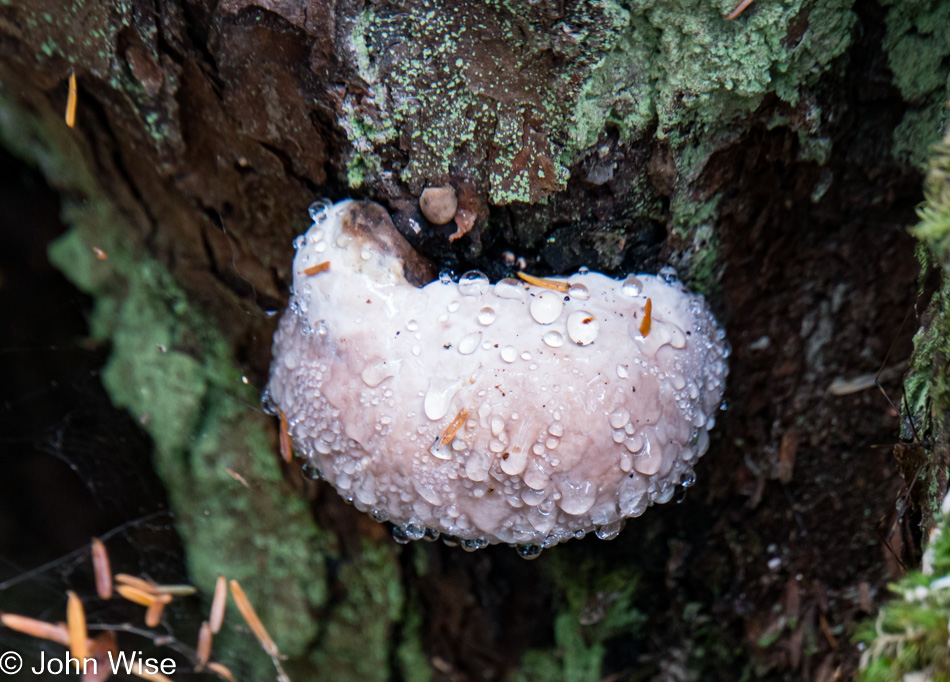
[659,265,679,283]
[424,379,459,420]
[631,437,662,475]
[608,409,630,429]
[490,415,505,436]
[516,544,542,560]
[501,346,517,363]
[301,461,323,480]
[429,438,453,460]
[621,275,643,297]
[447,300,460,313]
[461,537,489,552]
[568,282,590,300]
[439,270,454,284]
[458,270,490,296]
[567,310,599,345]
[595,521,624,541]
[405,523,426,541]
[360,358,397,387]
[477,307,496,325]
[557,479,597,515]
[617,365,629,379]
[407,319,419,331]
[494,278,526,301]
[458,331,482,355]
[308,198,333,222]
[530,291,564,325]
[542,330,564,348]
[314,320,329,336]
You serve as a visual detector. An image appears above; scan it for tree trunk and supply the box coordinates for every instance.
[1,0,948,680]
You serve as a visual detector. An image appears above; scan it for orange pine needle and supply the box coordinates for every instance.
[67,591,89,662]
[639,298,652,337]
[116,584,158,608]
[516,271,569,292]
[144,595,171,628]
[0,613,70,646]
[225,467,250,488]
[209,576,227,634]
[725,0,755,20]
[299,261,330,275]
[92,247,108,260]
[114,574,156,593]
[91,538,112,600]
[278,410,293,463]
[439,408,469,446]
[206,662,236,682]
[65,71,78,128]
[196,621,213,670]
[229,579,279,657]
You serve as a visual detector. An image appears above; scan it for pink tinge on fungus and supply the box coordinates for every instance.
[265,200,729,554]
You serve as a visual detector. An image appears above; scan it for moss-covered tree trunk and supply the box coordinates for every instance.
[1,0,948,680]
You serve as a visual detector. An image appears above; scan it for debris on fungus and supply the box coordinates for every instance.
[265,200,729,553]
[419,184,458,226]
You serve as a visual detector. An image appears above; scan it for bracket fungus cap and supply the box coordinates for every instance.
[266,200,729,552]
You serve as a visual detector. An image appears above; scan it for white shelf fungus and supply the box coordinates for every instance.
[265,199,729,553]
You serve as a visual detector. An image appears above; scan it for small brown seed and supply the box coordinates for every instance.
[419,185,458,225]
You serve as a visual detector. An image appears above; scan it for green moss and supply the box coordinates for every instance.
[859,121,950,682]
[857,498,950,681]
[903,123,950,439]
[508,553,644,682]
[670,194,723,297]
[397,593,433,682]
[310,542,405,682]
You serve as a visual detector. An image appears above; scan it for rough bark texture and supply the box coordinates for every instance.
[1,0,949,680]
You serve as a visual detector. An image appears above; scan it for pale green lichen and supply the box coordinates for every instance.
[341,0,858,210]
[882,0,950,169]
[47,214,330,664]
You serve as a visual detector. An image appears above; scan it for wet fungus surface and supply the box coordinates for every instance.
[266,200,729,551]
